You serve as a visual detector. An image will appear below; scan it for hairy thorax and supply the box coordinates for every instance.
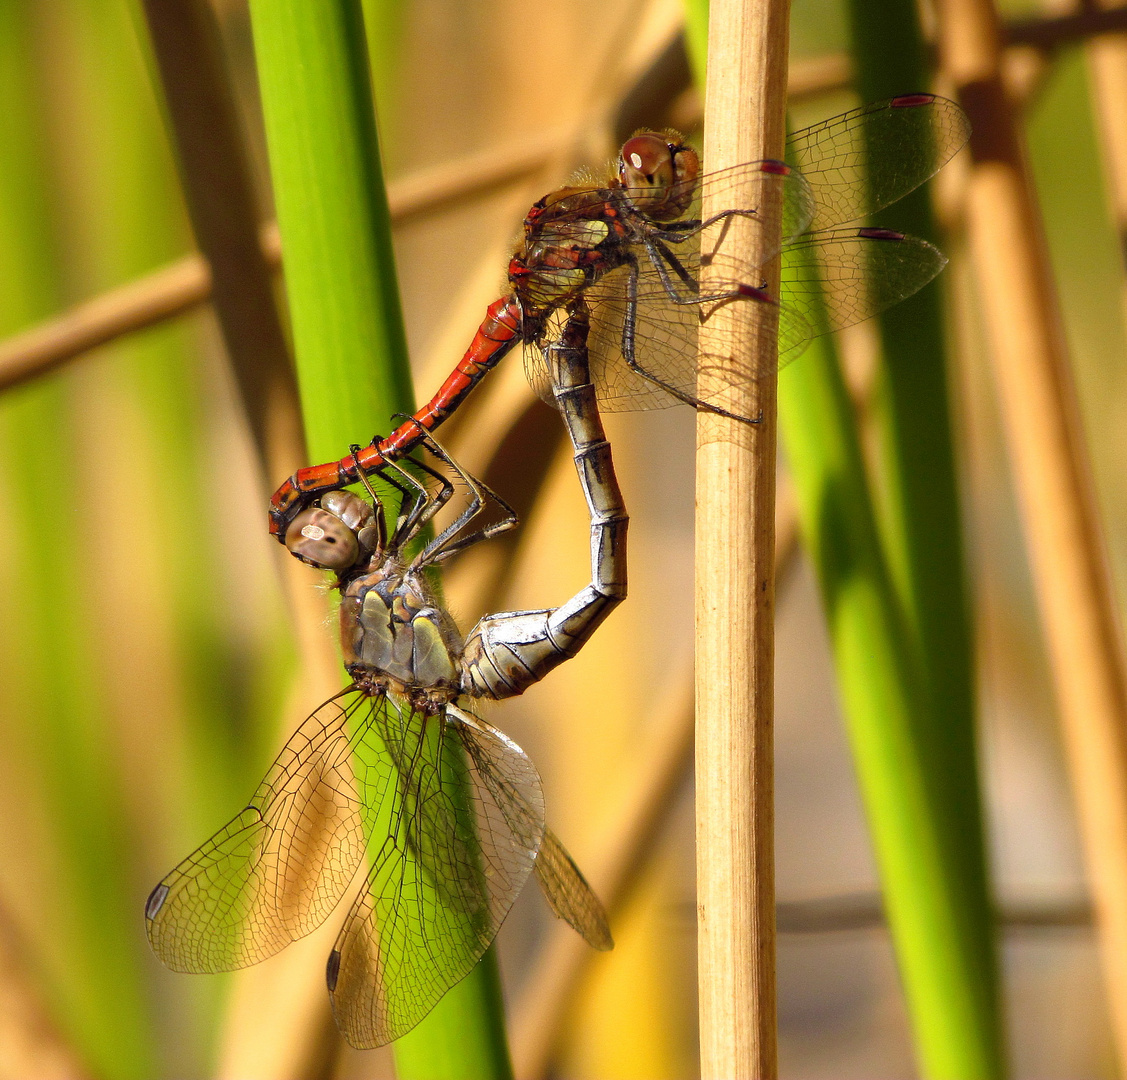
[339,560,464,712]
[510,186,626,320]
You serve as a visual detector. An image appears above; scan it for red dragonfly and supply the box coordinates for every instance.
[269,94,969,542]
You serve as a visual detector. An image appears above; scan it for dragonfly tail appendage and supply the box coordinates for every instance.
[268,296,524,542]
[460,302,627,700]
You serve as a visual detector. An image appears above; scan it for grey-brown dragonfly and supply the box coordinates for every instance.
[146,311,622,1047]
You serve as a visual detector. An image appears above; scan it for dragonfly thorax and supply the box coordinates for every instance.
[512,192,623,321]
[340,562,463,704]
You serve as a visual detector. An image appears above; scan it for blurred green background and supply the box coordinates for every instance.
[0,0,1123,1077]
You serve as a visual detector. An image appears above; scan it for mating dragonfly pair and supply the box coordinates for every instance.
[147,94,970,1048]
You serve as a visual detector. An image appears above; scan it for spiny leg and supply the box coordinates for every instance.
[408,447,488,567]
[347,445,389,554]
[348,442,434,551]
[620,258,764,424]
[645,205,761,243]
[646,237,698,297]
[350,418,518,569]
[377,423,456,550]
[384,458,452,551]
[642,236,769,308]
[410,429,520,568]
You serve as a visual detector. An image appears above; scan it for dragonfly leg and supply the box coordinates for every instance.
[375,441,457,549]
[347,442,442,549]
[619,259,763,424]
[645,206,761,243]
[644,238,698,300]
[405,428,520,568]
[459,303,627,700]
[269,296,524,542]
[644,237,771,310]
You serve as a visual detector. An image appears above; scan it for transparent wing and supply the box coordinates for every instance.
[534,827,613,951]
[526,258,791,418]
[777,227,948,366]
[522,98,964,420]
[145,689,377,973]
[527,227,945,412]
[327,703,545,1049]
[785,94,971,231]
[529,253,802,419]
[539,158,816,254]
[647,155,817,244]
[524,163,812,406]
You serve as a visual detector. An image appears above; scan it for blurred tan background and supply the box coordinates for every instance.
[0,0,1124,1076]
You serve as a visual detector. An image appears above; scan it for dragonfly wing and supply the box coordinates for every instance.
[524,340,554,407]
[523,308,575,409]
[524,281,692,415]
[584,261,788,420]
[526,168,813,419]
[673,159,816,250]
[145,689,376,973]
[777,228,948,366]
[534,827,613,951]
[327,702,544,1048]
[586,268,687,413]
[785,95,971,231]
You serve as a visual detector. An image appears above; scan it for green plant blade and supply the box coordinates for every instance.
[843,0,1003,1073]
[249,0,412,462]
[681,2,1004,1074]
[779,328,1004,1079]
[247,2,512,1075]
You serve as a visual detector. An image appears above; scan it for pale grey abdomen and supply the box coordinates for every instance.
[460,303,627,701]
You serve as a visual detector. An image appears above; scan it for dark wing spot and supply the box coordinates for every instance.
[145,883,169,921]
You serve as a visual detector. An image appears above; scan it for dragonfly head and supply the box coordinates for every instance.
[285,490,380,572]
[617,131,699,220]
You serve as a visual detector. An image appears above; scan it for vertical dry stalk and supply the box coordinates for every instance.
[937,0,1127,1065]
[695,0,789,1075]
[511,500,802,1080]
[1086,28,1127,304]
[140,0,303,484]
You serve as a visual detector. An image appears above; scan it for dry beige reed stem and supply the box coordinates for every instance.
[695,0,789,1075]
[1085,27,1127,305]
[937,0,1127,1067]
[511,492,802,1080]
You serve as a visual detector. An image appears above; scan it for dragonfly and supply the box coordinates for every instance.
[268,93,970,542]
[146,309,623,1048]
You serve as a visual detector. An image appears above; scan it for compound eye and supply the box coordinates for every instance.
[619,134,674,190]
[285,507,360,570]
[321,489,376,533]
